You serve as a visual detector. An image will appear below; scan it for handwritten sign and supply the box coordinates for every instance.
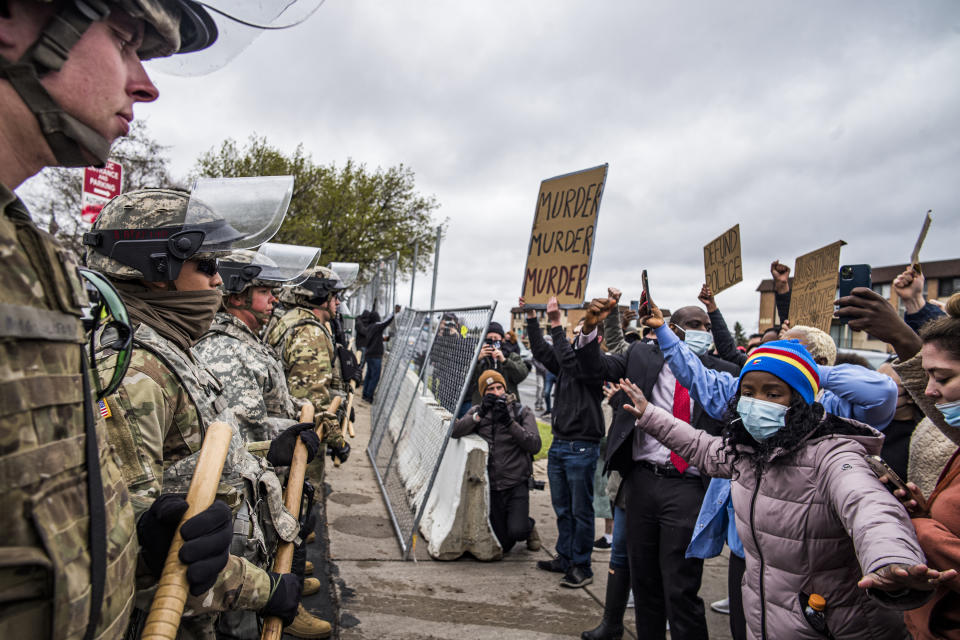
[703,224,742,294]
[521,164,608,306]
[789,240,846,333]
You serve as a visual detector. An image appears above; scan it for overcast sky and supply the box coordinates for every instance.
[62,2,960,332]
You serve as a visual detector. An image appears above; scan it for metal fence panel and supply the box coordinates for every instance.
[366,303,496,558]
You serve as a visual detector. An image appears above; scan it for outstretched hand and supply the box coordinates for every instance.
[834,287,922,360]
[639,292,665,329]
[619,378,649,419]
[858,563,957,592]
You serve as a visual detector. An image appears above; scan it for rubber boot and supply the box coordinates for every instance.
[285,604,332,638]
[581,565,630,640]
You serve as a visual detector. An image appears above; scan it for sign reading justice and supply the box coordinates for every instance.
[521,164,608,306]
[789,239,846,333]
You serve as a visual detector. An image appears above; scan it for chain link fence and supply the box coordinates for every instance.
[367,303,497,559]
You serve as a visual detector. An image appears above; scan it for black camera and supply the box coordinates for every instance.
[528,477,545,491]
[484,338,502,350]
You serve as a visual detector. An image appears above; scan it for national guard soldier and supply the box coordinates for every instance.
[0,1,312,638]
[83,183,329,638]
[266,266,352,475]
[193,244,319,442]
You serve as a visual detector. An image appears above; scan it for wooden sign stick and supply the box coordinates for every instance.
[141,421,234,640]
[342,381,357,439]
[261,396,341,640]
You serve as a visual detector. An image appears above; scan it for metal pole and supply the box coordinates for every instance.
[409,241,418,307]
[429,226,442,311]
[391,251,399,311]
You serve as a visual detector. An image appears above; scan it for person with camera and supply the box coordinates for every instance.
[467,322,530,407]
[452,370,542,554]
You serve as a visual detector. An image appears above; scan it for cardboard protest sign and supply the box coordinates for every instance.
[788,240,846,333]
[910,210,932,270]
[81,161,123,224]
[703,224,742,294]
[521,164,608,306]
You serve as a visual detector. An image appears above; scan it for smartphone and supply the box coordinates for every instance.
[630,299,640,313]
[641,270,651,303]
[837,264,872,324]
[864,455,908,492]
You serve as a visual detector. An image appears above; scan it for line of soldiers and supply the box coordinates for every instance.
[0,1,362,639]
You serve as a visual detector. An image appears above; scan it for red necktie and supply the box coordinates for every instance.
[670,380,691,474]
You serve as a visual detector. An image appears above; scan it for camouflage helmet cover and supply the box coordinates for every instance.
[289,265,346,305]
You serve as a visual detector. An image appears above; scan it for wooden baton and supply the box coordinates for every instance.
[141,421,234,640]
[342,381,357,439]
[260,396,341,640]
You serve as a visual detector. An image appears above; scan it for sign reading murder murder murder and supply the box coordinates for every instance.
[521,164,608,306]
[703,224,742,294]
[788,240,846,334]
[81,161,123,224]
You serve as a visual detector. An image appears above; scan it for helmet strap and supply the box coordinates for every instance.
[0,0,113,166]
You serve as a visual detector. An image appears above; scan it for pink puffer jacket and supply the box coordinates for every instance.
[635,403,929,640]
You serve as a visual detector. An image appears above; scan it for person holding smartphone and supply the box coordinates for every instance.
[466,321,529,407]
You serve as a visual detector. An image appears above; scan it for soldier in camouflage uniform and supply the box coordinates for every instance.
[193,248,308,442]
[84,188,326,638]
[0,2,264,638]
[266,266,352,473]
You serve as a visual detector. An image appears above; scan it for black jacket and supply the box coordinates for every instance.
[526,317,604,442]
[576,336,739,474]
[363,312,394,358]
[451,397,541,490]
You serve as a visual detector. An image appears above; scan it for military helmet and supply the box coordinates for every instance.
[289,265,347,306]
[218,249,269,294]
[83,188,241,281]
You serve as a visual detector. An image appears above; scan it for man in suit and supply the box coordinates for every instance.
[576,289,739,640]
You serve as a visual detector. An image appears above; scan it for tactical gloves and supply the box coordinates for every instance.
[477,393,498,419]
[137,495,233,596]
[328,440,351,464]
[267,422,320,467]
[261,572,302,626]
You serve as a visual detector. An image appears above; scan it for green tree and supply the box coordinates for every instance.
[192,135,442,283]
[733,321,748,348]
[20,120,176,254]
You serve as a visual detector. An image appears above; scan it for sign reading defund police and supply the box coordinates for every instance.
[521,164,608,306]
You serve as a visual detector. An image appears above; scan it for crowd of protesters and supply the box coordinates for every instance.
[473,260,960,640]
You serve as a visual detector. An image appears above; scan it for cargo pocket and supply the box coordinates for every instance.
[0,546,53,636]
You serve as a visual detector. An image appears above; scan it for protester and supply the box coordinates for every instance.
[468,321,529,407]
[835,287,960,639]
[523,296,604,588]
[361,306,398,402]
[698,284,749,368]
[452,370,542,554]
[876,362,924,481]
[619,337,953,640]
[579,288,738,640]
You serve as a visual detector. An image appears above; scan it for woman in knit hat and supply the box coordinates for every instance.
[619,340,955,640]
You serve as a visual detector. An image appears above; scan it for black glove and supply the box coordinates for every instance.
[261,572,301,626]
[492,397,511,424]
[328,440,351,464]
[137,493,190,578]
[477,393,497,419]
[178,500,233,596]
[350,406,355,423]
[267,422,320,467]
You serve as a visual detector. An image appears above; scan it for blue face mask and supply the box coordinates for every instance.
[935,399,960,427]
[684,329,714,356]
[736,396,788,441]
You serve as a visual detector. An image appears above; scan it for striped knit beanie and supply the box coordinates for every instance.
[739,339,820,404]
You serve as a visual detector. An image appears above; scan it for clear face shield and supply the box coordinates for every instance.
[256,243,322,285]
[327,262,360,288]
[147,0,326,76]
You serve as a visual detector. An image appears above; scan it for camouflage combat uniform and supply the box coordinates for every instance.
[193,311,298,442]
[266,306,345,448]
[0,186,138,639]
[98,321,299,627]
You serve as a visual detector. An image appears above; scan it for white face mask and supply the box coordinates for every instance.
[684,329,714,356]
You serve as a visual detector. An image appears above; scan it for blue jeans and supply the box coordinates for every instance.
[362,357,382,400]
[611,505,628,569]
[547,439,599,572]
[543,372,556,413]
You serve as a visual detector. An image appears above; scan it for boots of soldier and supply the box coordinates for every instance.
[302,577,322,597]
[581,565,630,640]
[285,604,332,638]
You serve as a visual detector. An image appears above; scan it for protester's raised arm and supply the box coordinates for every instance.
[818,364,897,430]
[603,304,630,355]
[654,323,738,420]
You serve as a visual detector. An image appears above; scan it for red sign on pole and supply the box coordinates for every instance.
[81,161,123,224]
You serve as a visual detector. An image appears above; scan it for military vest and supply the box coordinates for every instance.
[131,324,300,568]
[196,313,296,430]
[267,307,343,392]
[0,193,137,639]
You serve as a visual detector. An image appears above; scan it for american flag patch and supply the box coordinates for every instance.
[98,399,112,419]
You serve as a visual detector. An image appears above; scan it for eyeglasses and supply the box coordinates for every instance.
[79,268,133,399]
[195,258,219,277]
